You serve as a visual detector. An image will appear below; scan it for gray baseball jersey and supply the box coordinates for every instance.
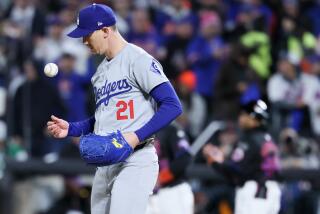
[92,43,168,136]
[90,43,167,214]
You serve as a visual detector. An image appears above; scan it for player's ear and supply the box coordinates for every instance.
[101,27,109,38]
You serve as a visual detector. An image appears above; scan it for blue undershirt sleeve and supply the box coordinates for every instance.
[67,116,96,137]
[135,82,182,141]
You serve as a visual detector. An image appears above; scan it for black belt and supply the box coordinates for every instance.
[134,138,153,152]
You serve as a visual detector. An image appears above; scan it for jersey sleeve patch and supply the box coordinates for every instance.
[150,60,162,75]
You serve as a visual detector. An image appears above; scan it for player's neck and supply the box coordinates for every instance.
[104,33,128,60]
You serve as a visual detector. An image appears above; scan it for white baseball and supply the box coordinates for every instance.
[44,63,58,77]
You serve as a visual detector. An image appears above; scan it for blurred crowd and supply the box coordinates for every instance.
[0,0,320,213]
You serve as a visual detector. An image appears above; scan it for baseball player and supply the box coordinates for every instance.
[203,100,281,214]
[47,3,182,214]
[146,119,194,214]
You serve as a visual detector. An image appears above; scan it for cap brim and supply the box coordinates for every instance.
[67,27,93,38]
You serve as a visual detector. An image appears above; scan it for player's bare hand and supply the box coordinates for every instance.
[202,144,224,164]
[122,132,140,149]
[47,115,69,138]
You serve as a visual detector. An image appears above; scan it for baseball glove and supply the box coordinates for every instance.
[79,130,133,166]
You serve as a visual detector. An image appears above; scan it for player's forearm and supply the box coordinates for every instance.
[67,116,96,137]
[135,82,182,141]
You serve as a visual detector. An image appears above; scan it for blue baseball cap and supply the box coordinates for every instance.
[67,3,116,38]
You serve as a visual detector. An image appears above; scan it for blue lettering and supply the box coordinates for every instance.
[111,82,117,91]
[101,80,108,95]
[97,88,102,99]
[123,79,130,88]
[117,80,122,89]
[94,79,133,109]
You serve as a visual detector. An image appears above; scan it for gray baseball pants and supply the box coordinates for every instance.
[91,143,159,214]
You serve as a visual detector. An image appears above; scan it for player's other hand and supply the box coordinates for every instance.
[47,115,69,138]
[122,132,140,149]
[202,144,224,164]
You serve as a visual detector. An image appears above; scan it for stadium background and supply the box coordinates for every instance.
[0,0,320,213]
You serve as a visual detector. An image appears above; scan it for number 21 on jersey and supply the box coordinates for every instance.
[116,100,134,120]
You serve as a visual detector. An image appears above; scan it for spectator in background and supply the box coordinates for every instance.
[151,0,197,78]
[197,0,226,14]
[187,11,225,115]
[203,100,281,214]
[3,0,45,67]
[176,70,207,139]
[278,127,319,214]
[238,5,272,79]
[33,16,65,64]
[281,0,299,19]
[225,0,273,38]
[34,8,92,78]
[161,15,195,79]
[300,55,320,138]
[275,15,316,67]
[146,116,193,214]
[241,0,273,32]
[4,0,46,37]
[112,0,132,37]
[279,128,319,170]
[12,59,65,157]
[267,54,312,138]
[223,1,272,79]
[52,53,92,122]
[306,0,320,37]
[59,7,77,33]
[214,43,261,121]
[198,125,238,214]
[155,0,195,41]
[59,7,92,76]
[127,8,163,59]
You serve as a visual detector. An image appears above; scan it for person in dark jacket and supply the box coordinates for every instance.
[146,116,194,214]
[13,59,65,157]
[213,43,261,121]
[203,99,281,214]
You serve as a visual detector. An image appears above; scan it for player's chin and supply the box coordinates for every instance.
[87,46,96,54]
[90,49,100,55]
[89,48,96,54]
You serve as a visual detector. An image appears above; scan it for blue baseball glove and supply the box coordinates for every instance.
[79,130,133,166]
